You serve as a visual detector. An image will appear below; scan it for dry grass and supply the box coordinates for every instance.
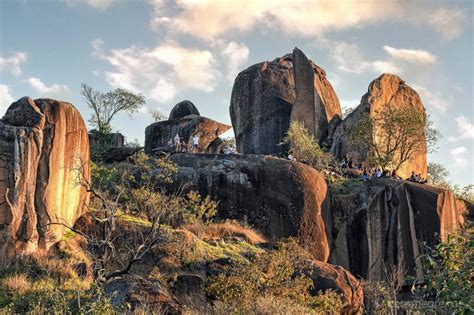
[184,221,266,245]
[2,273,31,295]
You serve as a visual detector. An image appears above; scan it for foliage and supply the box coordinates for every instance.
[283,121,331,170]
[183,191,218,226]
[81,83,145,134]
[351,103,440,171]
[427,162,451,189]
[421,226,474,314]
[206,238,344,313]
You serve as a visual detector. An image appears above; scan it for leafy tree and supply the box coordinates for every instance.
[351,103,440,171]
[427,162,451,189]
[150,109,166,123]
[81,83,145,134]
[421,226,474,313]
[283,121,330,170]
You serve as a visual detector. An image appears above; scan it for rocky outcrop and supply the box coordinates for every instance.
[169,100,200,119]
[330,74,427,178]
[167,154,330,261]
[89,132,125,148]
[310,260,364,314]
[145,101,230,154]
[205,137,224,154]
[0,97,90,260]
[230,49,341,155]
[328,178,467,282]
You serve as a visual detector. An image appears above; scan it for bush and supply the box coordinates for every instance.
[206,238,343,313]
[282,121,330,170]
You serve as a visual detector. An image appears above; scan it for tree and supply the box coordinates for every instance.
[282,121,330,170]
[351,103,440,171]
[81,83,145,134]
[150,109,166,123]
[427,162,451,188]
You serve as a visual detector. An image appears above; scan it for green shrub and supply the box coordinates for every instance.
[206,239,343,314]
[282,121,330,170]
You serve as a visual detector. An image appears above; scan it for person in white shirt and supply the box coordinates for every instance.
[192,134,200,153]
[174,133,181,152]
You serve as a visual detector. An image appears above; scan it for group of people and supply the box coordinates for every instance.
[408,171,428,184]
[360,168,400,181]
[167,133,200,153]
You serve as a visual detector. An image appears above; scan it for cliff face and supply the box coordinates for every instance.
[328,178,467,282]
[168,154,330,262]
[331,74,427,178]
[0,97,90,260]
[230,50,341,155]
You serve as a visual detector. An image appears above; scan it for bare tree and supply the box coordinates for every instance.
[81,83,145,134]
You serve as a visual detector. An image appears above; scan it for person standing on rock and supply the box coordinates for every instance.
[174,133,181,152]
[192,134,200,153]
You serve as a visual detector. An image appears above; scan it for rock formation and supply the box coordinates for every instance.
[89,131,125,148]
[0,97,90,260]
[310,260,363,314]
[167,154,330,261]
[328,178,467,282]
[169,100,200,119]
[330,74,427,178]
[230,49,341,155]
[145,101,230,154]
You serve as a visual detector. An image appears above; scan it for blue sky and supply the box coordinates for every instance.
[0,0,472,186]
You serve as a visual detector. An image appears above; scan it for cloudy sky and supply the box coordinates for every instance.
[0,0,472,186]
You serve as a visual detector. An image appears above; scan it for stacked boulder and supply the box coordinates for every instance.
[330,73,427,178]
[0,97,90,260]
[145,100,231,154]
[230,48,342,155]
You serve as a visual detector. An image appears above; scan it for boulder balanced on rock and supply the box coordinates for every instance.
[230,49,342,155]
[145,100,230,154]
[0,97,90,260]
[330,73,427,178]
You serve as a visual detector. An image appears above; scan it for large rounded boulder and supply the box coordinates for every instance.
[230,49,341,155]
[0,97,90,260]
[167,154,330,261]
[330,74,427,178]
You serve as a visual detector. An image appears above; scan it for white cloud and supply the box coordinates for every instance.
[383,46,437,64]
[411,84,452,113]
[149,0,466,41]
[25,77,70,100]
[0,52,27,76]
[64,0,116,10]
[450,146,469,167]
[92,38,246,104]
[0,84,15,116]
[332,42,402,75]
[448,116,474,142]
[214,40,249,81]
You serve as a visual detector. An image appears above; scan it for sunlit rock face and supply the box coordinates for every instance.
[230,49,342,155]
[0,97,90,260]
[330,74,427,178]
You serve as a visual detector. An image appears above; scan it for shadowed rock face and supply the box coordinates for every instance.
[230,50,341,155]
[0,97,90,260]
[330,73,427,178]
[167,154,330,262]
[169,100,200,120]
[144,115,230,154]
[328,178,467,282]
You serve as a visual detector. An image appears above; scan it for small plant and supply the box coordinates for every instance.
[282,121,330,170]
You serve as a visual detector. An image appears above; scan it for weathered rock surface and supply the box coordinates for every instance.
[100,146,143,163]
[328,178,467,282]
[0,97,90,260]
[310,260,363,314]
[204,137,224,154]
[145,115,230,154]
[169,100,200,119]
[167,154,330,261]
[89,131,125,148]
[230,49,341,155]
[330,74,427,178]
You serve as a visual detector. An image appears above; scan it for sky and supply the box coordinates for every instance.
[0,0,472,186]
